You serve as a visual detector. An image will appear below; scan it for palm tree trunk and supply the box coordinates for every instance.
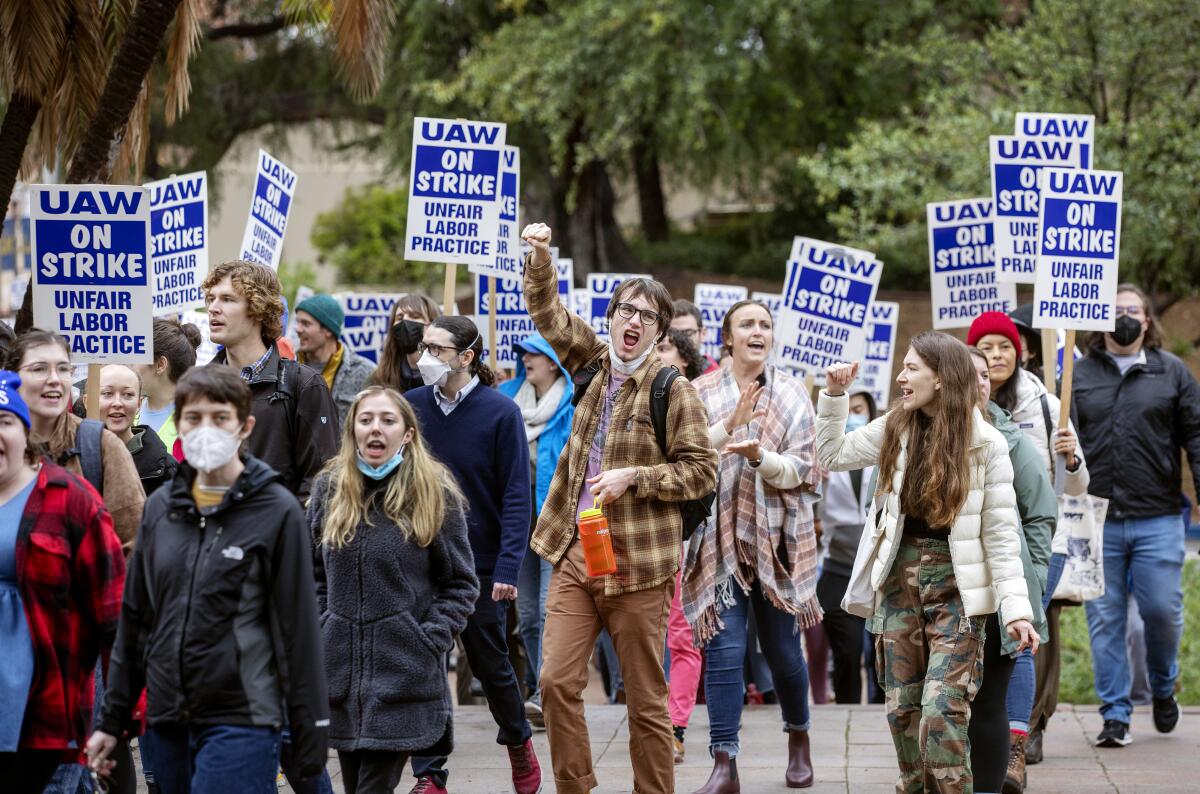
[66,0,182,184]
[1,93,42,335]
[16,0,181,333]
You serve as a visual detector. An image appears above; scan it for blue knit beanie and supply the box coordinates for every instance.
[0,370,31,428]
[296,294,344,337]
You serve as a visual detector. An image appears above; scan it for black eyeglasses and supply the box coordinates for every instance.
[613,302,661,326]
[417,342,465,358]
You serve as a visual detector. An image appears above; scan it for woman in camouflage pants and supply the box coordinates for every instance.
[816,333,1038,793]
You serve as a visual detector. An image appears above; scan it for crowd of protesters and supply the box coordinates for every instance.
[0,218,1191,794]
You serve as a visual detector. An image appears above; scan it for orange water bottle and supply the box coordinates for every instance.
[577,500,617,577]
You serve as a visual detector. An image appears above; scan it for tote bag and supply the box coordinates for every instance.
[1051,492,1108,602]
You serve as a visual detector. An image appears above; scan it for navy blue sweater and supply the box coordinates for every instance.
[407,384,532,586]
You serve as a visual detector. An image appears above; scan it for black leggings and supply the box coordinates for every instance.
[969,613,1015,793]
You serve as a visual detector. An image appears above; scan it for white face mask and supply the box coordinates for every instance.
[417,351,453,387]
[181,425,243,473]
[609,344,653,377]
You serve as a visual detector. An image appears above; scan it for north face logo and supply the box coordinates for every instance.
[221,546,245,561]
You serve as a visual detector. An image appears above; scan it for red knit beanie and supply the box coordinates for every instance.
[967,311,1022,357]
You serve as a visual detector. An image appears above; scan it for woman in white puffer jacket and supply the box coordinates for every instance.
[819,332,1036,794]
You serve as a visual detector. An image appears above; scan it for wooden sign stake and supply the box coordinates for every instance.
[488,276,498,367]
[442,263,456,316]
[1057,329,1076,430]
[85,364,101,420]
[1040,328,1057,395]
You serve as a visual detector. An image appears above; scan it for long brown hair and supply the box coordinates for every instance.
[373,294,441,390]
[319,386,462,549]
[1084,283,1164,355]
[877,332,977,529]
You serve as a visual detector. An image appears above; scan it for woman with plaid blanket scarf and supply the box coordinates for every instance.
[682,300,823,793]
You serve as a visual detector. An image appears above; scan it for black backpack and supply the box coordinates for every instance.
[572,361,716,540]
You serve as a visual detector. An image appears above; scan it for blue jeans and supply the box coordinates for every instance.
[1085,515,1185,724]
[148,723,281,794]
[516,549,553,694]
[1006,551,1065,731]
[704,580,811,756]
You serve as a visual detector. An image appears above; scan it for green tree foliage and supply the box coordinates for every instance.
[800,0,1200,296]
[310,184,442,289]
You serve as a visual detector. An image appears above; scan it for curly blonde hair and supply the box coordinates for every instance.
[202,260,284,340]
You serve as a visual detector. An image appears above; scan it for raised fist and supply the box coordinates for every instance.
[824,361,859,396]
[521,223,553,266]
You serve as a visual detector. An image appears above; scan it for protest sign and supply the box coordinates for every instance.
[926,198,1017,328]
[469,145,520,281]
[475,274,535,368]
[240,150,297,270]
[1015,112,1095,169]
[147,171,207,315]
[572,287,590,324]
[31,185,152,364]
[339,293,406,363]
[405,117,507,268]
[1032,169,1122,332]
[990,135,1086,284]
[557,257,574,306]
[587,272,650,341]
[859,301,899,406]
[2,186,30,275]
[751,291,783,317]
[694,283,749,360]
[776,239,882,382]
[180,310,218,366]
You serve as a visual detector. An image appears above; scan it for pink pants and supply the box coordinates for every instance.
[667,565,703,727]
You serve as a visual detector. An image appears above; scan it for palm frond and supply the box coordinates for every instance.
[0,0,71,98]
[331,0,396,101]
[113,79,150,181]
[165,0,205,124]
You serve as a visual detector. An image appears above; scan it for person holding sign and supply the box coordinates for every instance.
[967,311,1088,774]
[202,261,339,503]
[294,293,377,425]
[682,299,823,791]
[0,371,124,792]
[1073,285,1200,749]
[405,316,541,794]
[373,294,443,394]
[816,335,1036,794]
[308,387,478,794]
[520,223,717,794]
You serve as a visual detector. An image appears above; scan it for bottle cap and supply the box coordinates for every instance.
[579,497,604,521]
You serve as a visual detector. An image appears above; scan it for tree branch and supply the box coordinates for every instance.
[207,16,287,41]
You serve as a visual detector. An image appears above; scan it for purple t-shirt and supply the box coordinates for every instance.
[577,370,629,519]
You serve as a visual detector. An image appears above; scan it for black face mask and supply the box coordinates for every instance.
[391,319,425,355]
[1108,315,1142,347]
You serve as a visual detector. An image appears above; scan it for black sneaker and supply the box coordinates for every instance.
[1095,720,1132,747]
[1025,728,1043,765]
[1153,695,1180,733]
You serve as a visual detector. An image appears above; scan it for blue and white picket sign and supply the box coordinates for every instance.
[694,283,748,360]
[776,238,882,382]
[989,135,1086,284]
[556,257,574,307]
[751,291,782,317]
[859,301,899,406]
[475,274,535,369]
[1032,168,1122,332]
[240,150,297,270]
[587,272,651,341]
[1,185,30,275]
[146,171,207,316]
[404,117,507,267]
[179,309,218,366]
[572,287,590,324]
[926,197,1017,328]
[1015,112,1095,169]
[338,293,406,364]
[31,184,153,363]
[469,145,520,280]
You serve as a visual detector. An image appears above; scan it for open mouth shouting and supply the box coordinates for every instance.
[619,327,642,356]
[900,387,915,402]
[40,386,64,410]
[362,437,388,462]
[747,338,768,355]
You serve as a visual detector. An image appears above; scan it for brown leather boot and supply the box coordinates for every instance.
[785,729,814,788]
[1002,731,1028,794]
[691,750,740,794]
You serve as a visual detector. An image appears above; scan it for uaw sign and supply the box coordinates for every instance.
[240,150,297,270]
[926,197,1016,328]
[147,171,207,315]
[339,293,406,363]
[31,185,153,363]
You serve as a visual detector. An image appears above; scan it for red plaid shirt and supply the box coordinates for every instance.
[14,461,125,755]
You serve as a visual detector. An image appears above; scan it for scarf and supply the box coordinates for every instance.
[299,343,344,391]
[513,375,566,457]
[682,365,823,646]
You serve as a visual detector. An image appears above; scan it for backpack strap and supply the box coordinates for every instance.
[570,356,605,408]
[650,366,680,458]
[271,357,300,442]
[73,418,105,493]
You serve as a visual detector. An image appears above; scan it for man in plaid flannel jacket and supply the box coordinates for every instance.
[520,223,717,794]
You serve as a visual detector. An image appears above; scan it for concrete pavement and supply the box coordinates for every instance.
[296,703,1200,793]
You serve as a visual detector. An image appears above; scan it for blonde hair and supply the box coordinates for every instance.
[202,260,285,340]
[319,386,461,549]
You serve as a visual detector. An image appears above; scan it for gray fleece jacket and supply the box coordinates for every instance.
[309,471,479,752]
